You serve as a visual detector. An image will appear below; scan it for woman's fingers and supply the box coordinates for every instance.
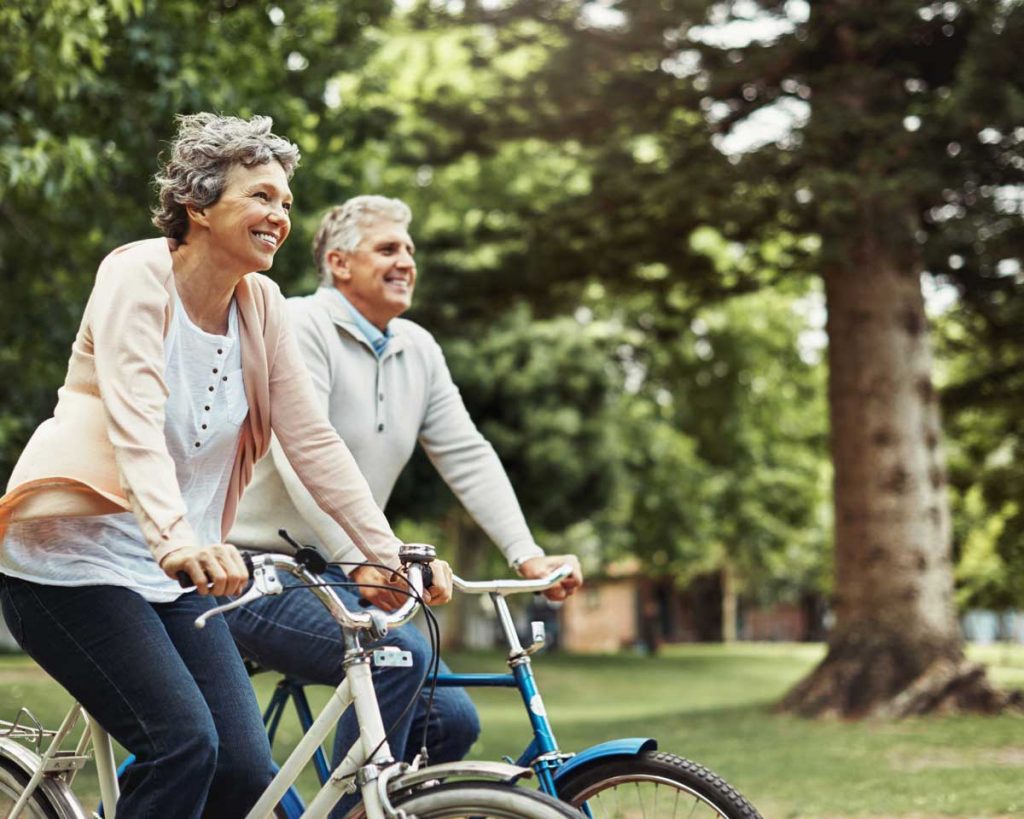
[161,544,249,597]
[218,543,250,596]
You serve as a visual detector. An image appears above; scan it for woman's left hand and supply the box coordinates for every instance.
[160,543,250,597]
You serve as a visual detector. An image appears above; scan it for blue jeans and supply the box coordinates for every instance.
[0,575,274,819]
[224,565,481,817]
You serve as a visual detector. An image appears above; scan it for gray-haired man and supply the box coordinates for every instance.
[226,195,582,815]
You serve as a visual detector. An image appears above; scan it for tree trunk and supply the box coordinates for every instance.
[781,256,1015,716]
[439,508,487,652]
[721,562,738,644]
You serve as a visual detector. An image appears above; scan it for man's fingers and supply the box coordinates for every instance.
[422,559,452,606]
[544,586,568,602]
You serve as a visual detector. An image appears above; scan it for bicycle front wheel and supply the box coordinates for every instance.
[390,781,582,818]
[0,756,73,819]
[555,750,762,819]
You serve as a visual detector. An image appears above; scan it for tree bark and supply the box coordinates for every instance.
[781,255,1015,716]
[721,561,738,644]
[439,508,487,652]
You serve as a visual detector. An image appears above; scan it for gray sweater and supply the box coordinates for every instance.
[230,287,544,568]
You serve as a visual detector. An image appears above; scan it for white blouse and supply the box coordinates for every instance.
[1,291,248,602]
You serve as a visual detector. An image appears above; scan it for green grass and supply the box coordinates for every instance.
[2,643,1023,817]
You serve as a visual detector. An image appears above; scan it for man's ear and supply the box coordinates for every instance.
[326,249,351,284]
[186,203,209,228]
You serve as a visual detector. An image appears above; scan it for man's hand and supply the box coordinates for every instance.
[161,543,249,597]
[516,554,583,601]
[424,558,453,605]
[350,559,454,612]
[349,564,407,612]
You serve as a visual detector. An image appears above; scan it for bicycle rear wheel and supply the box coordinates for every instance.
[0,756,72,819]
[390,781,581,817]
[555,750,762,819]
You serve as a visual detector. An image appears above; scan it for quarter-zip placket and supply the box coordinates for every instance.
[374,353,386,433]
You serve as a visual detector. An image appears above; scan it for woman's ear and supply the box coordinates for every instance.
[186,203,209,228]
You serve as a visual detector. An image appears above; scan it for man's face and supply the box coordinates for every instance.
[329,220,416,330]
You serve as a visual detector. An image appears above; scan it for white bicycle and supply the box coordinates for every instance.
[0,544,581,818]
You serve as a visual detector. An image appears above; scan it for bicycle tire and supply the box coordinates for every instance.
[0,756,68,819]
[554,750,763,819]
[387,781,581,818]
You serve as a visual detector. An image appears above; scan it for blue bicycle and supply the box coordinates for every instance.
[262,567,763,819]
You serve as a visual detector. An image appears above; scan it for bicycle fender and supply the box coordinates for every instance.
[552,737,658,782]
[0,738,90,819]
[390,760,534,791]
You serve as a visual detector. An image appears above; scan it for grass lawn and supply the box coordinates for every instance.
[1,642,1022,817]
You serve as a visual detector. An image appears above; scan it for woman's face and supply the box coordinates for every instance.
[197,161,293,273]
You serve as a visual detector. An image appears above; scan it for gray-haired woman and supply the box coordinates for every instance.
[0,113,447,817]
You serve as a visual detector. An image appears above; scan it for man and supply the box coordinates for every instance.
[227,195,583,814]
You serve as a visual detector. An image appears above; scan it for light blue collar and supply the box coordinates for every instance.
[331,289,392,357]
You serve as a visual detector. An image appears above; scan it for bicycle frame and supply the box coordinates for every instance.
[251,644,399,818]
[85,553,536,819]
[265,587,657,806]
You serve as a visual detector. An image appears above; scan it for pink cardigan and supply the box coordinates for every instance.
[0,238,402,568]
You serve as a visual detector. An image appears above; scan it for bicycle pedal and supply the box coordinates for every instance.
[372,647,413,667]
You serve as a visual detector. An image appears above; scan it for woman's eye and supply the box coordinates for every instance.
[282,202,292,213]
[253,191,269,201]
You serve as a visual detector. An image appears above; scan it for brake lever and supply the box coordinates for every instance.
[193,561,283,629]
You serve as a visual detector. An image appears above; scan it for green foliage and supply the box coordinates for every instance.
[939,303,1024,610]
[609,285,831,596]
[443,306,628,531]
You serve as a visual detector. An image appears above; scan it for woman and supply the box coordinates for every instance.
[0,113,449,817]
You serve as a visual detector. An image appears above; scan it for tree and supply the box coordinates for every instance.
[383,0,1022,714]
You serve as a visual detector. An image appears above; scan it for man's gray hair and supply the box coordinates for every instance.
[151,113,301,242]
[313,195,413,286]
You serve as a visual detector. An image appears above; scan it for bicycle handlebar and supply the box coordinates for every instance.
[452,563,573,596]
[193,548,433,633]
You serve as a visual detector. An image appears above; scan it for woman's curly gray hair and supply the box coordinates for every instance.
[313,196,413,286]
[152,113,301,241]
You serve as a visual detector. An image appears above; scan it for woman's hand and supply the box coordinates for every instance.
[351,558,453,612]
[160,543,249,597]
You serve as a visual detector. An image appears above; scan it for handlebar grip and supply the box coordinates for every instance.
[176,571,192,589]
